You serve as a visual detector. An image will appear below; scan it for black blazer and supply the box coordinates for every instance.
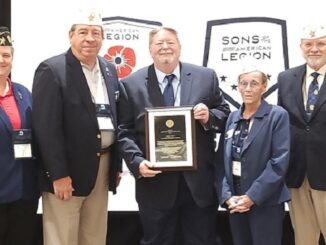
[278,64,326,190]
[32,48,122,196]
[118,63,230,209]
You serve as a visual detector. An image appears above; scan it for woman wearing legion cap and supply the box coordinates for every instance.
[0,26,39,245]
[219,58,290,245]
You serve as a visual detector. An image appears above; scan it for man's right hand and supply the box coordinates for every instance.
[53,176,74,201]
[139,160,162,178]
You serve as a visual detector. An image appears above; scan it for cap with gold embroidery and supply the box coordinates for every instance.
[72,9,103,27]
[0,26,13,46]
[301,24,326,40]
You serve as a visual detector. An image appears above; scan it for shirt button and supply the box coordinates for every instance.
[97,134,101,139]
[97,153,101,157]
[305,126,310,132]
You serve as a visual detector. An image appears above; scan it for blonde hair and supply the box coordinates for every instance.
[149,27,180,45]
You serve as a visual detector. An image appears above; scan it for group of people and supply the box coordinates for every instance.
[1,8,326,245]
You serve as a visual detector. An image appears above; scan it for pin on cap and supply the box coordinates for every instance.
[71,8,103,27]
[0,26,13,46]
[301,24,326,40]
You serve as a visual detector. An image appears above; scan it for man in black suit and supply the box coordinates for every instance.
[278,24,326,245]
[118,27,230,245]
[32,9,122,245]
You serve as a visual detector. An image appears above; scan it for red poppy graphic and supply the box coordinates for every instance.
[104,45,136,79]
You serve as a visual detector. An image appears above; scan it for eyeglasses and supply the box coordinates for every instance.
[238,80,262,89]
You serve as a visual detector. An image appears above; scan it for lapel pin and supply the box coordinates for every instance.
[18,91,23,100]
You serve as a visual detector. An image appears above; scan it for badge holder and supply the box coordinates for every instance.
[12,129,33,159]
[95,104,115,131]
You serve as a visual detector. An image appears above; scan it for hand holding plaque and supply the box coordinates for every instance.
[145,107,197,171]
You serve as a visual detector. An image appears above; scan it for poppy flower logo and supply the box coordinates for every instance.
[104,45,136,79]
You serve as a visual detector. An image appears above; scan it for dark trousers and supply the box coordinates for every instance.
[0,199,38,245]
[229,203,285,245]
[139,174,217,245]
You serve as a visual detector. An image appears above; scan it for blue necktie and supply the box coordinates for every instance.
[163,74,175,106]
[306,72,320,118]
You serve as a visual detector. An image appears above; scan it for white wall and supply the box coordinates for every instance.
[11,0,326,211]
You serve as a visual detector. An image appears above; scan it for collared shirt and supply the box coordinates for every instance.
[81,59,109,104]
[155,65,181,106]
[0,79,21,129]
[303,64,326,106]
[81,59,114,148]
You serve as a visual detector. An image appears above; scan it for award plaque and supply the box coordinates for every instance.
[145,107,197,171]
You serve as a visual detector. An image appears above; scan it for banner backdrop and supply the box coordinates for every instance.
[203,17,289,109]
[101,17,162,79]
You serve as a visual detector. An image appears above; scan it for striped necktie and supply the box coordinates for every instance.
[306,72,320,118]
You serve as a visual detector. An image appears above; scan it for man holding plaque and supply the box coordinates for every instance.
[118,27,230,245]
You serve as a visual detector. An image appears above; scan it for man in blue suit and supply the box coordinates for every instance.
[278,24,326,245]
[118,27,230,245]
[32,9,122,245]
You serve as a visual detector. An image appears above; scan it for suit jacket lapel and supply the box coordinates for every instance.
[12,84,27,128]
[0,108,12,132]
[66,49,97,127]
[285,65,307,123]
[180,63,193,105]
[147,64,165,107]
[292,66,306,120]
[99,59,117,125]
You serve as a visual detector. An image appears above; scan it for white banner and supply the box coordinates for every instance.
[203,17,289,109]
[101,17,162,79]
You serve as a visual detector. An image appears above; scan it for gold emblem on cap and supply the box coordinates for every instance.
[165,119,174,128]
[310,30,316,38]
[6,35,12,44]
[88,13,95,21]
[0,37,5,45]
[0,28,13,46]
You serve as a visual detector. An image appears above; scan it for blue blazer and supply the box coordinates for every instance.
[0,82,39,203]
[220,100,290,206]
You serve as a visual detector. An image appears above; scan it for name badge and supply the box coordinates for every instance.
[232,161,241,176]
[12,129,33,159]
[95,104,115,131]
